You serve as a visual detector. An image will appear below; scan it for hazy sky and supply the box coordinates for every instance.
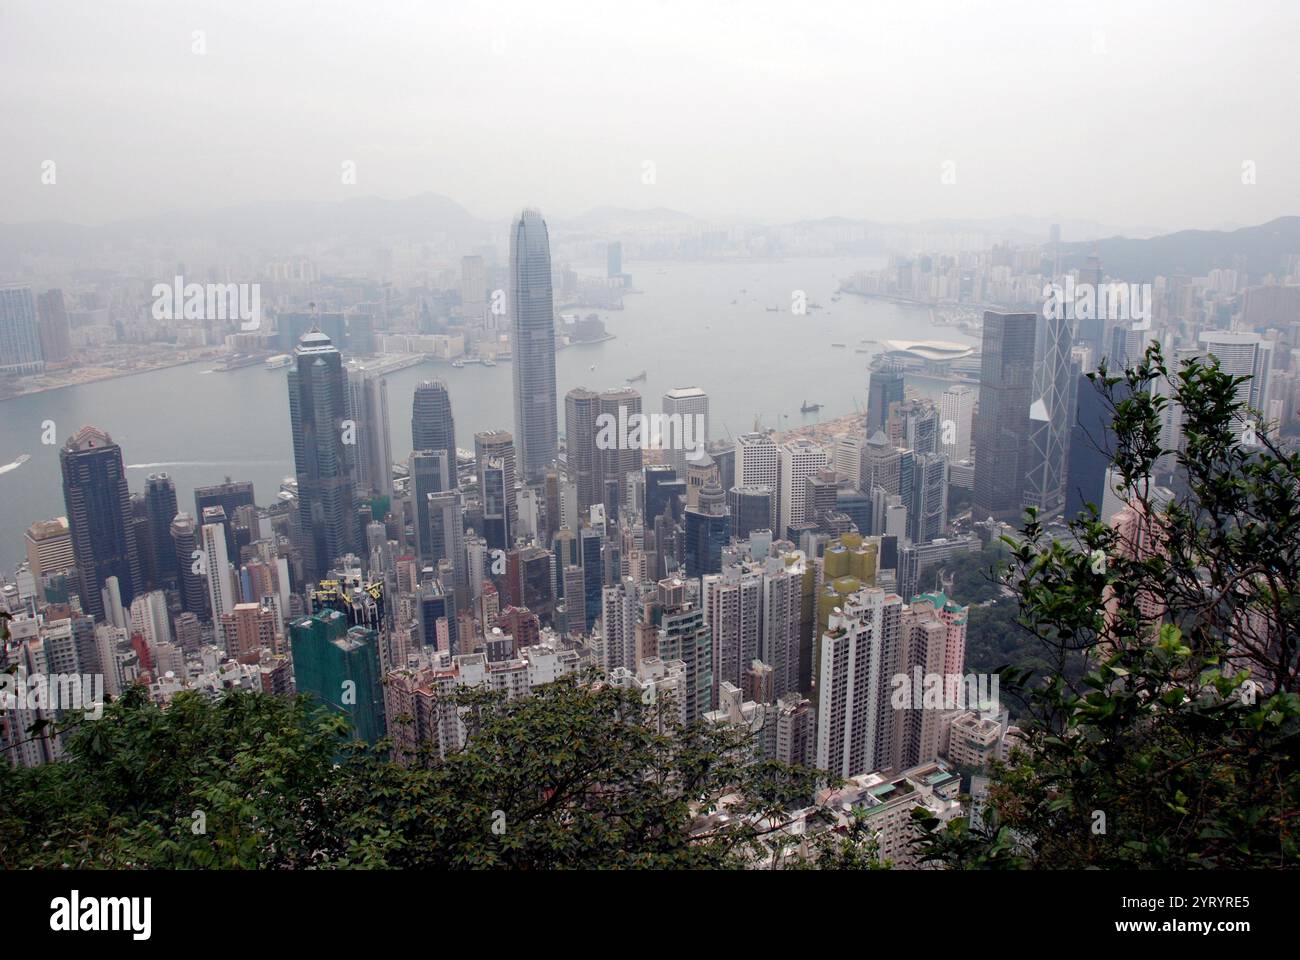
[3,0,1297,232]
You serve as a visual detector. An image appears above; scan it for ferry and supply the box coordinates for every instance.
[451,359,466,368]
[626,370,647,383]
[265,354,293,370]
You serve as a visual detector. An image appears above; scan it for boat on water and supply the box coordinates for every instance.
[0,454,31,476]
[626,370,647,383]
[855,347,871,354]
[451,359,466,368]
[765,306,779,312]
[801,400,823,413]
[482,358,497,367]
[265,354,292,369]
[831,342,847,348]
[216,354,263,372]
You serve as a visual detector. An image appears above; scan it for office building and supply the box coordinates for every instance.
[346,365,394,499]
[778,439,828,537]
[939,385,974,462]
[287,328,358,583]
[1024,308,1076,518]
[60,426,142,621]
[867,365,905,436]
[972,312,1037,522]
[411,381,456,487]
[509,209,559,483]
[661,387,709,476]
[474,430,516,549]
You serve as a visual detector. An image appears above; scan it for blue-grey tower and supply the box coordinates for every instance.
[509,209,559,485]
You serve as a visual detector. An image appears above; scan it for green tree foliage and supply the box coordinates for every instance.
[0,674,868,869]
[917,345,1300,868]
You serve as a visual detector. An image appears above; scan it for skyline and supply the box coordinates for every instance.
[1,0,1296,894]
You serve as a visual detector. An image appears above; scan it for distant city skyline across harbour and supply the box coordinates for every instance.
[0,256,978,567]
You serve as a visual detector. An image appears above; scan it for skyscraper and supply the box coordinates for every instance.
[194,479,255,565]
[411,380,456,487]
[736,432,780,530]
[475,430,517,550]
[144,473,179,589]
[1195,330,1276,442]
[1066,373,1132,517]
[460,255,487,324]
[170,512,207,618]
[1024,309,1076,519]
[201,508,236,622]
[778,439,829,537]
[290,610,386,744]
[909,453,949,544]
[0,283,44,375]
[703,567,762,702]
[867,365,905,436]
[60,426,142,621]
[35,288,71,366]
[939,385,975,463]
[972,311,1037,522]
[509,209,558,484]
[408,449,449,567]
[816,588,903,779]
[599,387,643,515]
[287,328,357,583]
[564,387,602,518]
[600,578,638,672]
[727,485,773,541]
[348,365,395,499]
[657,598,713,725]
[684,479,730,578]
[661,387,709,477]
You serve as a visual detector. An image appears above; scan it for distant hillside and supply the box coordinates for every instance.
[1058,216,1300,281]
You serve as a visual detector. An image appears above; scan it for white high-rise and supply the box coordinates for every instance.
[816,587,903,780]
[662,387,709,476]
[1196,330,1275,442]
[832,434,863,487]
[760,556,803,699]
[736,432,780,530]
[703,567,762,702]
[939,385,975,462]
[778,439,828,537]
[201,521,235,621]
[600,578,639,673]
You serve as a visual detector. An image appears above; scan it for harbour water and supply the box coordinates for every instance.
[0,257,977,568]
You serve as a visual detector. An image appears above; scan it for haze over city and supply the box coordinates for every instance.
[3,0,1298,231]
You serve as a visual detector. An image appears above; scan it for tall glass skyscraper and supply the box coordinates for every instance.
[287,328,357,583]
[145,472,179,589]
[411,380,456,485]
[60,426,142,621]
[1024,309,1077,519]
[509,209,558,484]
[972,311,1037,522]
